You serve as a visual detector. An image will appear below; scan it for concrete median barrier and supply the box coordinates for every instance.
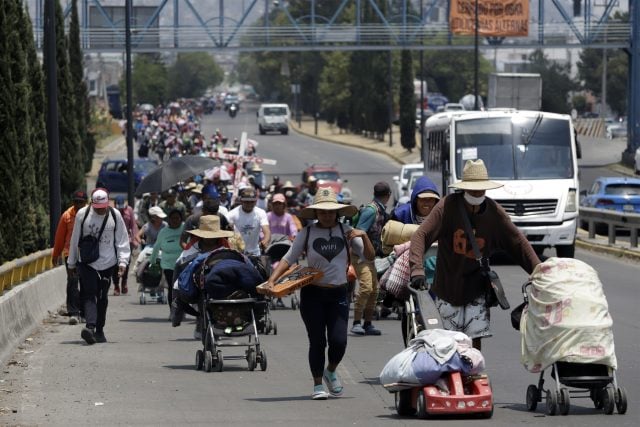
[0,267,66,365]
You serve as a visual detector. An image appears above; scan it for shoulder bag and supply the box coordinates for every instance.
[457,198,510,310]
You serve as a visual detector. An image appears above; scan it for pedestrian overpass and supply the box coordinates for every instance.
[29,0,632,51]
[29,0,639,154]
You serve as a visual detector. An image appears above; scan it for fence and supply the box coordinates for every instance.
[579,207,640,247]
[0,249,54,295]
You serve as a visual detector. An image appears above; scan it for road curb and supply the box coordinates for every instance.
[576,238,640,261]
[291,126,411,165]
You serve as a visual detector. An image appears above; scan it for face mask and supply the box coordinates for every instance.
[464,192,485,206]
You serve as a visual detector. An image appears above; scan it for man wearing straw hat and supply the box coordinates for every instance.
[409,159,540,351]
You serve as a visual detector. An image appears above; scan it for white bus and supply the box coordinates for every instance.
[423,109,580,258]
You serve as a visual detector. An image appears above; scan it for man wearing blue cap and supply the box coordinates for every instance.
[112,196,139,295]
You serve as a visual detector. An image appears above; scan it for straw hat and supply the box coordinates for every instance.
[449,159,503,191]
[282,180,296,189]
[300,187,358,219]
[186,215,234,239]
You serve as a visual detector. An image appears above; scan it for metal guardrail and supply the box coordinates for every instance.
[0,249,54,294]
[579,207,640,247]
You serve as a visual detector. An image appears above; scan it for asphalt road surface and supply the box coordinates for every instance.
[1,110,638,426]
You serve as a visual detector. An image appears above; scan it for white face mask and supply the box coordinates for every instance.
[464,192,485,206]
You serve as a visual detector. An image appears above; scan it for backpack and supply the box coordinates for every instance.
[349,203,375,227]
[78,207,117,264]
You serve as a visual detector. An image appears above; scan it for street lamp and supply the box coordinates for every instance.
[125,0,134,206]
[474,0,479,110]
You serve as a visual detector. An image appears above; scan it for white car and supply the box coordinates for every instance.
[392,162,424,205]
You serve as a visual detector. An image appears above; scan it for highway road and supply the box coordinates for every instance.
[1,110,638,426]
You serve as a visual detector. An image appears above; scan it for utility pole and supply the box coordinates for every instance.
[474,0,479,110]
[125,0,135,206]
[45,0,61,244]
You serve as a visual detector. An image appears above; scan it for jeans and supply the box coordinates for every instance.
[299,285,349,378]
[163,269,175,306]
[64,257,82,316]
[79,264,115,333]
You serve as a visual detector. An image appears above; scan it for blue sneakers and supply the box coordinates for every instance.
[323,369,344,397]
[312,384,329,400]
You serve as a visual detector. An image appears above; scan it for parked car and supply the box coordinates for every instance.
[635,146,640,175]
[580,176,640,232]
[415,108,434,127]
[606,119,628,139]
[392,162,424,205]
[301,163,346,194]
[98,158,159,194]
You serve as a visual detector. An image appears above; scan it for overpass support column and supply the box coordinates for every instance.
[625,0,640,165]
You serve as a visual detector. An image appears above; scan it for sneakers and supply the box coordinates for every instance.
[81,327,96,345]
[351,322,381,336]
[363,323,382,336]
[193,322,202,341]
[276,298,285,308]
[351,323,366,335]
[68,316,79,325]
[113,286,120,296]
[323,369,344,397]
[311,384,329,400]
[94,331,107,343]
[171,302,184,327]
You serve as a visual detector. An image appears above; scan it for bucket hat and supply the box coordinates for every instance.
[300,187,358,219]
[449,159,503,191]
[186,215,234,239]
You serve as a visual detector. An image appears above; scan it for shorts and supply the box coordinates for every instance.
[434,295,491,340]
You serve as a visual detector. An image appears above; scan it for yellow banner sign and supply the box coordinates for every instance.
[449,0,530,37]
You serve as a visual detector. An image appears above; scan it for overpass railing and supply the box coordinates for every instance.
[579,207,640,247]
[0,250,54,295]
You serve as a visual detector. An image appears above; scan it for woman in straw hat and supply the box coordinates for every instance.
[172,215,234,328]
[266,187,375,400]
[408,159,540,351]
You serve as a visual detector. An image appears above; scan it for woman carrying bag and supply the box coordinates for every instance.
[266,188,375,400]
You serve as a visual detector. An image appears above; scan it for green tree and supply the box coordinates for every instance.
[577,12,629,115]
[318,51,352,129]
[399,50,416,152]
[21,4,50,250]
[68,0,94,173]
[45,0,84,210]
[528,50,576,114]
[420,50,492,103]
[124,54,168,105]
[0,1,23,262]
[167,53,224,100]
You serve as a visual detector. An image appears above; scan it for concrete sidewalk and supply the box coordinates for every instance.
[292,118,640,261]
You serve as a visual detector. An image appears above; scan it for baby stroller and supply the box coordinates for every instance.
[516,257,627,416]
[193,249,268,372]
[134,246,167,305]
[265,234,299,311]
[387,287,493,419]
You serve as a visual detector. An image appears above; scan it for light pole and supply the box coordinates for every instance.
[474,0,479,110]
[45,0,61,244]
[125,0,134,206]
[419,0,424,161]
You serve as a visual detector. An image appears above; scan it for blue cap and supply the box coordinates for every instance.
[202,184,219,200]
[115,195,125,208]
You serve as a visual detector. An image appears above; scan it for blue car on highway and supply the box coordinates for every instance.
[580,177,640,213]
[97,158,158,193]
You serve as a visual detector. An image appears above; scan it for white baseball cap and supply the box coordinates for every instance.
[91,189,110,209]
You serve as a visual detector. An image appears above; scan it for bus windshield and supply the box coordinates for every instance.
[454,116,573,180]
